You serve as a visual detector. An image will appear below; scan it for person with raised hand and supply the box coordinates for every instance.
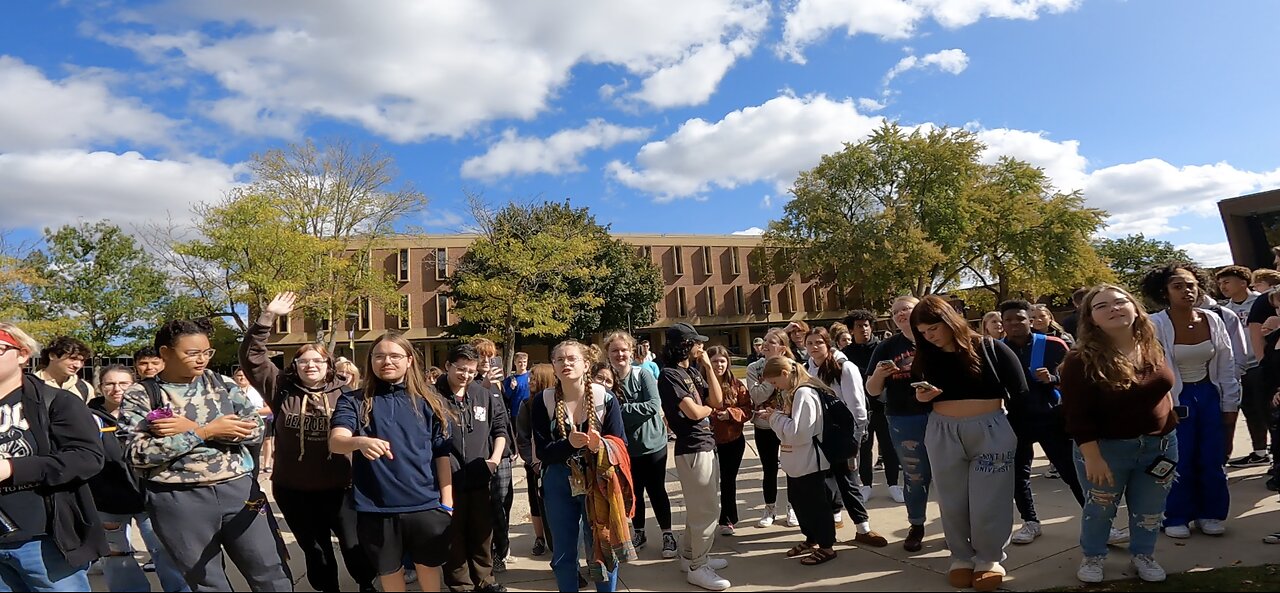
[1062,285,1179,584]
[241,292,377,593]
[329,333,458,593]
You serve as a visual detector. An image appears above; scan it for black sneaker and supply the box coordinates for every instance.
[1228,452,1271,467]
[661,531,678,559]
[531,537,548,557]
[493,558,507,574]
[632,530,648,550]
[1267,476,1278,492]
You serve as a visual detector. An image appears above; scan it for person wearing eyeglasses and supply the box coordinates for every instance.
[118,318,291,592]
[436,344,510,593]
[239,292,378,593]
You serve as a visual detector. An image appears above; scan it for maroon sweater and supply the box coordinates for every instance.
[1060,352,1178,445]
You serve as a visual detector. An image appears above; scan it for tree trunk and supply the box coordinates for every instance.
[503,304,517,375]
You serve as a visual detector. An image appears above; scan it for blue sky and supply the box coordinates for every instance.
[3,0,1278,267]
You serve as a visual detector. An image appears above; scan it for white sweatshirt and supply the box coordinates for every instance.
[769,386,827,477]
[806,349,868,427]
[1150,308,1242,412]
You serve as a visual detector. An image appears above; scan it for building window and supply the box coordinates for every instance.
[274,314,291,334]
[675,286,687,317]
[319,317,331,333]
[397,248,411,283]
[673,246,684,276]
[734,285,745,315]
[730,246,741,275]
[702,246,713,276]
[435,248,448,280]
[398,294,411,329]
[358,298,372,331]
[436,294,450,326]
[786,284,798,314]
[707,286,717,316]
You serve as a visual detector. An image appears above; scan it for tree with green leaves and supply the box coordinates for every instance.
[961,157,1114,303]
[1094,234,1195,292]
[22,222,168,355]
[449,197,660,372]
[763,123,984,308]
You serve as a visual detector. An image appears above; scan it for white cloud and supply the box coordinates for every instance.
[0,150,244,230]
[732,226,766,235]
[106,0,771,141]
[461,120,650,180]
[883,48,969,85]
[608,94,883,200]
[975,128,1088,192]
[857,97,886,112]
[778,0,1080,63]
[422,209,466,230]
[0,56,176,152]
[1178,241,1233,267]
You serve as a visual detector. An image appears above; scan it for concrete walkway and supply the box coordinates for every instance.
[99,417,1279,591]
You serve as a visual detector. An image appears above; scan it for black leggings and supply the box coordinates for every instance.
[631,448,672,531]
[755,427,783,505]
[525,464,543,518]
[789,472,836,548]
[859,399,899,487]
[274,486,376,592]
[717,436,747,526]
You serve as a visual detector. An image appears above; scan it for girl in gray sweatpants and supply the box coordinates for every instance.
[910,296,1028,592]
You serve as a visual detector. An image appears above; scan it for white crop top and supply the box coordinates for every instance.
[1173,340,1215,383]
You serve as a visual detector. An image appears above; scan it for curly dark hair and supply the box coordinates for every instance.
[997,299,1034,316]
[1139,261,1211,308]
[154,318,214,350]
[41,335,92,366]
[132,346,160,360]
[662,339,696,368]
[843,309,876,325]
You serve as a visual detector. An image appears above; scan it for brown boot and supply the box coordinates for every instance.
[852,530,889,548]
[903,525,924,552]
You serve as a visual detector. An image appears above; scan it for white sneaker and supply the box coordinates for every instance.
[1131,554,1166,582]
[1198,519,1226,535]
[888,485,905,503]
[758,504,776,528]
[1011,521,1042,545]
[859,485,873,501]
[1108,527,1130,545]
[680,557,729,573]
[1076,555,1106,583]
[833,512,844,529]
[87,560,103,576]
[785,506,799,528]
[686,565,731,591]
[1164,524,1192,539]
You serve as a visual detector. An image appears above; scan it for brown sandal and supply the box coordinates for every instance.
[786,542,817,557]
[801,548,837,565]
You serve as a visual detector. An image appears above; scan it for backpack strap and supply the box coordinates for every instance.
[1029,333,1047,374]
[981,337,1011,402]
[139,378,166,410]
[74,379,91,400]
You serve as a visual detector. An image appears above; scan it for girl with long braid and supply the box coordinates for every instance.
[329,332,458,593]
[530,340,627,592]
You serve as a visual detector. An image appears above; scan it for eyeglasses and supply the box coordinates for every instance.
[101,381,133,389]
[372,353,407,363]
[295,358,329,367]
[181,349,217,360]
[0,345,17,356]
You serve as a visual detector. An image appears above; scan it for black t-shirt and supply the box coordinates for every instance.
[1248,296,1280,352]
[866,334,932,417]
[0,387,47,541]
[658,366,715,455]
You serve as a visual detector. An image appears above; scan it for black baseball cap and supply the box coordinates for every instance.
[665,322,709,343]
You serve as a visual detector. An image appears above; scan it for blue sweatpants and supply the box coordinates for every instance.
[1164,381,1230,528]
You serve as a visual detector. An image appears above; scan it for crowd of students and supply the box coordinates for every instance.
[3,252,1280,592]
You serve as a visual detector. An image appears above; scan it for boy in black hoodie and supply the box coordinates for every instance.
[437,344,509,592]
[0,323,106,592]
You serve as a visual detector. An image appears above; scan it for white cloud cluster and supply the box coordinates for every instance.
[1177,241,1233,268]
[0,150,243,229]
[883,49,970,85]
[106,0,771,141]
[778,0,1080,62]
[608,94,883,200]
[461,120,650,180]
[0,56,175,152]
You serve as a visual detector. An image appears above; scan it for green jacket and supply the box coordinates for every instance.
[616,366,666,456]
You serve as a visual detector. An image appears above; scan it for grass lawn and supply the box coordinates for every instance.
[1040,564,1280,592]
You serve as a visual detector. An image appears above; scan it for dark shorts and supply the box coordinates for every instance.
[357,508,452,574]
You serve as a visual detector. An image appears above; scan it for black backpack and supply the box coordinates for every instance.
[812,386,859,464]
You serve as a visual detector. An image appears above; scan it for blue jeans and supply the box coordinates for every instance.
[542,463,617,592]
[888,414,932,526]
[100,512,190,592]
[1164,382,1230,527]
[0,537,90,592]
[1074,433,1178,558]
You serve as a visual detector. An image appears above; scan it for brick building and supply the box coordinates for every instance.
[265,234,854,366]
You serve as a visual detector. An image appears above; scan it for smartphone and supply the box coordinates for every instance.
[1173,405,1190,420]
[489,356,503,371]
[910,381,937,391]
[877,360,896,369]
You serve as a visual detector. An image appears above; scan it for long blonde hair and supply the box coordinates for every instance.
[761,355,828,412]
[361,333,457,432]
[1075,284,1165,389]
[552,340,596,439]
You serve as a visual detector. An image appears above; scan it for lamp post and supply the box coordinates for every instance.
[624,302,633,335]
[347,312,359,359]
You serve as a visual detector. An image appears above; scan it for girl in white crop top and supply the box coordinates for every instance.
[1172,341,1214,383]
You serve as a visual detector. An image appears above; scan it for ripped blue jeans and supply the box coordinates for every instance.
[887,414,932,526]
[1073,433,1178,558]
